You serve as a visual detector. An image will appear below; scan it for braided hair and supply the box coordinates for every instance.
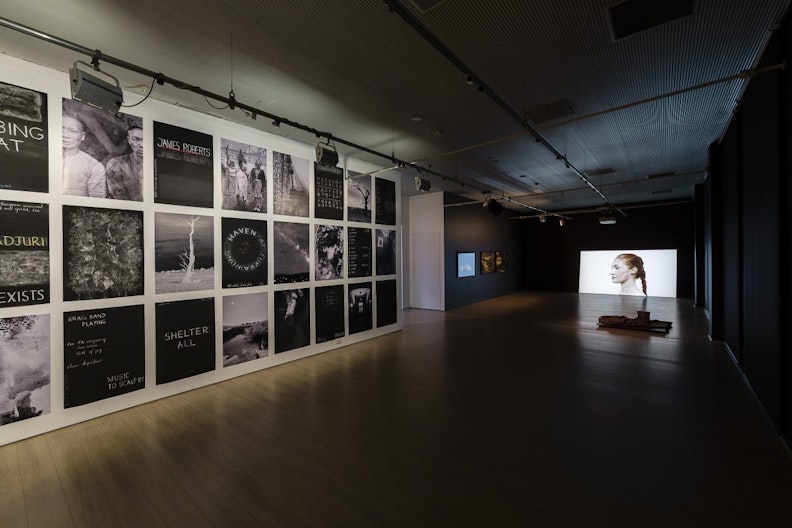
[616,253,647,296]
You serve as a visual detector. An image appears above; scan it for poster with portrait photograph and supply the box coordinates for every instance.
[315,285,345,344]
[314,163,344,220]
[221,138,267,212]
[0,314,50,426]
[0,81,48,193]
[63,206,144,300]
[273,221,309,284]
[154,121,213,208]
[222,217,267,288]
[496,251,509,273]
[348,282,372,335]
[62,98,143,200]
[273,151,309,217]
[0,200,49,308]
[376,279,398,328]
[347,227,372,278]
[274,288,310,354]
[480,251,496,274]
[578,249,678,297]
[63,305,145,408]
[223,292,268,367]
[375,229,396,276]
[315,224,343,281]
[155,212,214,294]
[346,171,371,223]
[375,177,396,225]
[156,297,215,384]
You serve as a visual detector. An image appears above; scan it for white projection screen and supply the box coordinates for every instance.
[578,249,677,297]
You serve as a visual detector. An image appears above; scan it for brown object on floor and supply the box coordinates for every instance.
[598,310,673,333]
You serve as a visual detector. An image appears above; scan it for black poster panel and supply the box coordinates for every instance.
[346,171,371,223]
[347,227,372,278]
[375,229,396,276]
[274,288,310,354]
[315,285,345,343]
[0,314,50,426]
[63,305,145,408]
[0,200,49,307]
[0,81,48,193]
[222,217,268,288]
[63,206,144,301]
[154,212,214,294]
[375,177,396,225]
[348,282,372,335]
[314,163,344,220]
[156,298,216,384]
[273,222,309,284]
[154,121,213,208]
[376,279,397,328]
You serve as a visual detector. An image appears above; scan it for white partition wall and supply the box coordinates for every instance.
[408,192,444,310]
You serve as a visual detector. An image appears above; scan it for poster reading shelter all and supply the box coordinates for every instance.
[0,81,48,193]
[0,200,49,308]
[222,217,267,288]
[63,305,145,408]
[156,298,216,384]
[154,121,214,208]
[0,314,50,426]
[314,163,344,220]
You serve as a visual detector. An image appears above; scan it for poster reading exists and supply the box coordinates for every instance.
[0,200,49,308]
[223,292,268,367]
[347,227,372,278]
[63,206,144,301]
[375,177,396,225]
[314,163,344,220]
[346,171,371,223]
[348,283,372,335]
[222,217,267,288]
[155,212,214,294]
[0,81,48,193]
[315,285,345,343]
[156,298,216,384]
[273,222,309,284]
[375,229,396,276]
[0,314,50,426]
[273,152,309,217]
[221,138,267,212]
[154,121,213,208]
[315,224,343,281]
[376,279,397,328]
[63,305,145,408]
[274,288,310,354]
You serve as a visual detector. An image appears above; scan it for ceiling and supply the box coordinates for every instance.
[0,0,788,217]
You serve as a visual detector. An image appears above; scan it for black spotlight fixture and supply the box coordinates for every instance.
[482,193,504,217]
[414,171,431,192]
[316,140,339,167]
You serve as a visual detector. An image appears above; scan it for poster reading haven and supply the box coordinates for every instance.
[0,81,48,193]
[0,314,50,426]
[63,305,145,408]
[315,285,345,343]
[0,200,49,308]
[347,227,372,278]
[154,121,213,208]
[314,163,344,220]
[222,217,267,288]
[375,177,396,225]
[156,298,216,384]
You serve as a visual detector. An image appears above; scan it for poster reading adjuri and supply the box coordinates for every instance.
[154,121,213,208]
[0,81,48,193]
[222,217,267,288]
[63,305,145,408]
[0,314,50,426]
[0,201,49,308]
[156,298,216,384]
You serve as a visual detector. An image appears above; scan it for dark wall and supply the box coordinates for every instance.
[444,203,525,310]
[721,116,743,362]
[522,203,696,298]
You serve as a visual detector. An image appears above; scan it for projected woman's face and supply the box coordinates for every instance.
[610,258,633,284]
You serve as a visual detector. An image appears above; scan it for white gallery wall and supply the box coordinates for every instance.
[408,192,444,311]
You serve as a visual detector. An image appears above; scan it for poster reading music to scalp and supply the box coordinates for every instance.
[375,177,396,225]
[315,285,345,343]
[222,217,267,288]
[0,200,49,308]
[0,314,50,427]
[63,305,145,408]
[156,298,216,384]
[346,171,371,223]
[154,121,214,208]
[0,81,48,193]
[347,227,372,278]
[314,163,344,220]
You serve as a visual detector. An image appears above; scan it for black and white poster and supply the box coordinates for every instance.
[223,292,268,367]
[154,121,213,208]
[375,177,396,225]
[0,314,50,426]
[221,138,267,212]
[376,279,397,328]
[63,206,144,300]
[375,229,396,276]
[63,305,145,408]
[155,212,214,294]
[62,98,143,200]
[0,200,49,308]
[274,288,310,354]
[273,221,309,284]
[315,224,343,281]
[347,227,372,278]
[0,81,48,193]
[156,298,216,384]
[273,151,309,217]
[315,285,345,343]
[222,217,267,288]
[314,163,344,220]
[348,283,372,335]
[346,171,371,223]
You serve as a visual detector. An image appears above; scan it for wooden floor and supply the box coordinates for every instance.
[2,292,791,527]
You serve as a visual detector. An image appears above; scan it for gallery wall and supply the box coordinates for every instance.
[0,54,402,446]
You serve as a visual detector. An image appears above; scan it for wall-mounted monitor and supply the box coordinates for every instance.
[578,249,677,297]
[457,252,475,278]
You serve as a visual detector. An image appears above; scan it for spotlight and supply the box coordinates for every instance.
[414,173,431,192]
[69,60,123,113]
[598,214,617,225]
[559,218,565,227]
[539,213,546,223]
[316,141,339,167]
[483,195,504,217]
[228,90,236,110]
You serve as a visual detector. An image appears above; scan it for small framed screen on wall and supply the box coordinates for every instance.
[457,252,475,278]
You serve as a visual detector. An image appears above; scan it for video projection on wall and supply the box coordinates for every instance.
[578,250,678,297]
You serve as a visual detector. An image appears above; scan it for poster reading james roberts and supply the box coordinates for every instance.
[154,121,214,208]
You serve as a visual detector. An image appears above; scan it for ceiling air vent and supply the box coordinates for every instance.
[525,99,576,124]
[408,0,448,13]
[608,0,695,41]
[587,167,615,176]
